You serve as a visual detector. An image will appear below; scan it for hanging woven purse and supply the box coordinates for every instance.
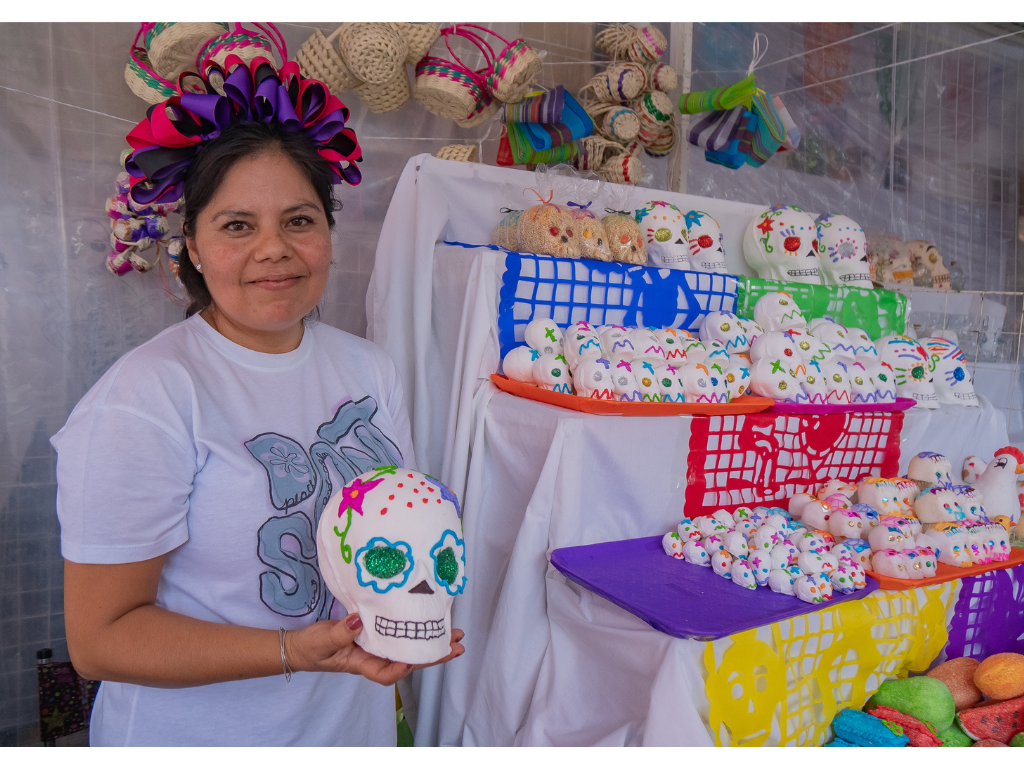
[579,62,648,104]
[441,24,541,104]
[296,26,362,95]
[147,22,229,84]
[124,24,179,104]
[196,23,287,76]
[594,24,637,58]
[397,22,441,65]
[582,101,640,145]
[626,25,667,64]
[413,27,495,125]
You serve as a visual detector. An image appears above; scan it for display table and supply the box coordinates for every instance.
[367,157,1017,746]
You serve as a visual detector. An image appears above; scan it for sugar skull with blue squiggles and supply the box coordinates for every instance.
[684,209,727,273]
[925,336,978,407]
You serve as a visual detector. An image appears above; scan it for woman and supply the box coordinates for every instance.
[52,101,462,743]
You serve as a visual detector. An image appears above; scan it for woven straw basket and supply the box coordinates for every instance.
[643,121,676,158]
[581,62,648,104]
[635,90,674,126]
[455,97,500,128]
[337,23,407,86]
[296,27,362,94]
[584,101,640,144]
[124,52,176,104]
[355,69,411,113]
[627,25,667,64]
[196,24,285,74]
[414,55,492,122]
[595,24,637,58]
[647,63,678,93]
[601,150,643,185]
[436,144,478,162]
[148,22,228,83]
[487,38,542,103]
[396,23,440,65]
[573,135,620,173]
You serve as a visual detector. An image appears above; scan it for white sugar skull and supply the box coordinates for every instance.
[982,524,1010,562]
[926,336,978,407]
[680,362,718,403]
[684,210,727,273]
[710,550,733,578]
[789,329,833,367]
[847,362,876,405]
[735,520,757,537]
[788,493,818,521]
[679,336,707,365]
[795,529,834,553]
[655,328,688,364]
[845,328,879,367]
[636,201,691,269]
[919,524,973,567]
[819,479,859,503]
[768,569,796,594]
[818,553,839,574]
[908,452,953,488]
[801,500,833,532]
[814,213,871,288]
[878,334,939,409]
[749,330,800,366]
[723,530,749,558]
[810,322,857,364]
[611,359,642,401]
[952,485,987,522]
[763,514,790,533]
[797,550,827,574]
[563,322,603,370]
[631,327,668,368]
[676,518,702,541]
[868,525,913,552]
[736,317,765,348]
[822,360,852,405]
[524,317,564,354]
[731,558,757,590]
[662,531,686,559]
[915,487,965,524]
[705,361,731,403]
[697,516,728,538]
[699,311,750,355]
[683,539,711,566]
[753,292,808,333]
[724,359,751,400]
[748,553,772,586]
[316,468,466,664]
[905,546,937,577]
[870,549,910,578]
[702,533,726,553]
[503,345,541,383]
[711,508,735,527]
[750,526,782,554]
[750,357,801,401]
[572,357,614,400]
[704,340,731,366]
[599,326,635,361]
[857,478,902,516]
[829,509,866,539]
[743,205,823,283]
[851,504,880,530]
[534,353,573,393]
[770,541,798,570]
[791,360,828,405]
[830,563,860,594]
[965,526,993,565]
[794,573,833,603]
[908,240,951,290]
[879,515,921,540]
[635,360,663,401]
[869,362,898,403]
[733,507,753,522]
[658,364,686,402]
[834,539,872,569]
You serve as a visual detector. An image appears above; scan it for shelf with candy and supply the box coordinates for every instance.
[662,448,1021,604]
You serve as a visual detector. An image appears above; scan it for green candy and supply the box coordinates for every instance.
[938,724,974,747]
[866,676,956,732]
[1011,732,1024,747]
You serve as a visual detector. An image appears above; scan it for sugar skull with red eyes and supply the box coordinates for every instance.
[520,203,583,259]
[814,213,871,288]
[635,200,691,270]
[742,204,823,284]
[684,209,727,273]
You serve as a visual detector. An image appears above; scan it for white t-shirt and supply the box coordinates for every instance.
[52,314,415,746]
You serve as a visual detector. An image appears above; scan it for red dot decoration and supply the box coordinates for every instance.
[397,483,403,488]
[380,508,387,515]
[422,498,428,504]
[389,495,395,500]
[427,487,434,492]
[407,502,413,508]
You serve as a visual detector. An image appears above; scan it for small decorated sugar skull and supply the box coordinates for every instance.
[705,361,731,403]
[819,479,858,504]
[749,552,772,586]
[736,317,765,349]
[822,360,852,405]
[794,573,833,603]
[503,345,541,383]
[680,362,718,403]
[704,340,731,366]
[847,362,877,405]
[792,360,828,405]
[797,550,827,574]
[952,485,987,522]
[926,336,978,407]
[879,515,920,540]
[711,508,735,528]
[830,563,860,594]
[908,240,951,290]
[699,311,750,354]
[683,539,711,566]
[753,292,808,333]
[851,504,880,531]
[869,362,898,403]
[906,546,937,577]
[702,533,726,554]
[733,507,753,523]
[518,203,585,258]
[710,549,734,578]
[795,529,831,553]
[573,357,614,400]
[655,328,688,363]
[524,317,564,355]
[731,558,757,590]
[768,568,796,594]
[534,353,573,393]
[763,514,790,533]
[723,359,751,401]
[684,210,728,273]
[847,328,879,368]
[788,493,819,522]
[814,213,871,288]
[569,208,612,261]
[919,524,973,567]
[677,518,702,541]
[679,336,708,365]
[871,549,910,578]
[631,327,668,368]
[829,509,866,540]
[743,205,823,283]
[878,334,939,409]
[983,523,1010,562]
[966,526,993,565]
[914,487,965,524]
[868,525,913,552]
[810,322,856,364]
[908,451,954,489]
[658,365,685,403]
[662,531,686,559]
[599,326,635,361]
[800,500,833,532]
[697,516,728,538]
[563,322,604,370]
[856,478,904,517]
[789,329,833,367]
[635,360,663,402]
[819,552,840,574]
[636,201,691,269]
[748,330,800,365]
[611,359,642,401]
[750,527,782,554]
[770,541,798,570]
[316,467,466,664]
[750,357,802,401]
[834,538,872,569]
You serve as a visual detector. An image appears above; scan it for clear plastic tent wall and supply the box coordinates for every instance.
[0,21,1022,743]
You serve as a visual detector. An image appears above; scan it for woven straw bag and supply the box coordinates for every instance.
[595,24,637,58]
[296,26,362,94]
[627,25,667,64]
[148,22,228,82]
[436,144,478,162]
[413,29,496,125]
[580,62,648,104]
[196,23,287,74]
[337,22,407,86]
[437,25,541,104]
[601,149,643,185]
[455,97,500,128]
[647,62,678,93]
[355,69,411,113]
[583,101,640,144]
[124,25,178,104]
[573,135,619,172]
[396,22,440,65]
[643,121,676,158]
[635,90,674,126]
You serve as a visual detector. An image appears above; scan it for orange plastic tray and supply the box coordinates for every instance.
[867,545,1024,590]
[490,374,775,416]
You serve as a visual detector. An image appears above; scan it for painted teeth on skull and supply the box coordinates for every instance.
[375,615,446,640]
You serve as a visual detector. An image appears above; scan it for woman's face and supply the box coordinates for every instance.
[187,151,332,337]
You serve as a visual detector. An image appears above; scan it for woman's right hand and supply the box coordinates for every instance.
[285,613,465,686]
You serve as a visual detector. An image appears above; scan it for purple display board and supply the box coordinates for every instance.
[945,561,1024,660]
[550,535,878,641]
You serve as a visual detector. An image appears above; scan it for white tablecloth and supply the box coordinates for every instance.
[366,159,1011,746]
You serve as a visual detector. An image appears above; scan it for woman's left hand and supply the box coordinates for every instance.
[285,613,465,686]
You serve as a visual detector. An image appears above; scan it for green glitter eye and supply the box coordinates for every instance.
[661,378,671,388]
[435,547,459,585]
[363,546,407,579]
[655,227,672,242]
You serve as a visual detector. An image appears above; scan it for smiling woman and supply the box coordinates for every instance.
[50,114,463,746]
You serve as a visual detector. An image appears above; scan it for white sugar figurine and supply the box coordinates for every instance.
[524,317,564,354]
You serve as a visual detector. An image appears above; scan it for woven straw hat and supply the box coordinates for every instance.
[338,22,408,86]
[148,23,228,82]
[355,69,411,113]
[296,27,362,94]
[595,24,637,58]
[196,25,280,74]
[396,23,440,65]
[436,144,478,162]
[627,25,667,64]
[647,62,678,93]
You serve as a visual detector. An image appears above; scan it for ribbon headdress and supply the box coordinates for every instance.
[124,54,363,207]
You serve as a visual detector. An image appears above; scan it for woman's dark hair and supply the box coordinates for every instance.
[178,121,338,317]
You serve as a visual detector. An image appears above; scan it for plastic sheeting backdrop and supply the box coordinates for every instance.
[0,21,1022,742]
